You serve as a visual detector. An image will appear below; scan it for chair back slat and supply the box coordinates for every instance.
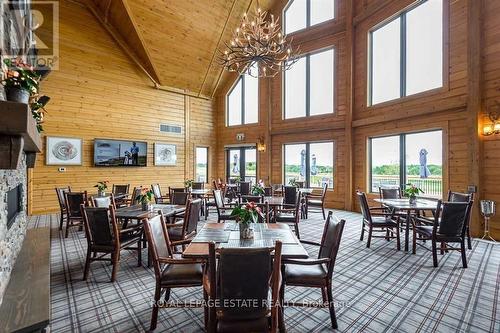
[112,184,129,195]
[143,213,173,279]
[65,192,88,218]
[151,184,163,203]
[184,199,202,235]
[131,187,142,205]
[55,187,71,210]
[213,189,224,209]
[448,191,473,203]
[320,183,328,200]
[239,181,251,195]
[218,247,273,320]
[318,212,346,276]
[438,201,472,236]
[379,187,401,200]
[356,191,372,223]
[82,206,114,246]
[171,192,189,205]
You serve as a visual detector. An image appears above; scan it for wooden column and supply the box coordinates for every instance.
[344,0,354,211]
[184,95,192,180]
[466,0,483,236]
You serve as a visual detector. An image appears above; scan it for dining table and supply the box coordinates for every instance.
[183,222,308,259]
[114,204,185,221]
[190,189,211,196]
[373,198,438,251]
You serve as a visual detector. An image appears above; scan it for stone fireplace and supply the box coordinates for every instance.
[0,153,28,306]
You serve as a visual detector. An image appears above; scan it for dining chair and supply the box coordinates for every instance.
[281,212,345,329]
[143,212,206,331]
[204,181,220,220]
[55,186,71,230]
[239,181,251,195]
[306,183,328,219]
[81,205,142,282]
[170,191,189,205]
[151,184,169,204]
[274,191,302,238]
[192,182,205,190]
[413,200,473,267]
[263,187,272,196]
[123,186,142,206]
[165,199,202,250]
[213,189,237,223]
[356,191,400,250]
[295,181,305,188]
[282,186,298,206]
[112,184,130,207]
[239,194,263,203]
[271,184,283,196]
[206,241,283,333]
[91,194,116,209]
[64,191,88,238]
[448,191,474,249]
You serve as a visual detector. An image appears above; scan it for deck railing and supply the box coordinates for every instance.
[372,175,442,197]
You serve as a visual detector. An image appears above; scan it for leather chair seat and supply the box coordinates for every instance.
[275,213,295,223]
[217,317,269,333]
[284,262,327,286]
[167,226,184,240]
[415,225,462,241]
[370,216,398,226]
[161,263,203,287]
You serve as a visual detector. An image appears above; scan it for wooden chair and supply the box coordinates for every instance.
[151,184,169,204]
[64,191,88,238]
[123,186,142,206]
[282,186,298,206]
[447,191,474,249]
[91,194,116,209]
[306,183,328,219]
[192,182,205,190]
[206,241,283,333]
[413,200,473,267]
[281,212,345,329]
[81,206,142,282]
[170,191,189,205]
[143,212,206,331]
[239,194,263,203]
[112,184,130,207]
[271,184,283,196]
[165,199,202,250]
[204,181,219,220]
[213,189,237,223]
[274,191,302,239]
[239,181,251,195]
[357,191,400,250]
[295,181,305,188]
[55,186,71,230]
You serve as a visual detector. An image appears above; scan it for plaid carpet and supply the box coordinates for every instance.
[28,210,500,333]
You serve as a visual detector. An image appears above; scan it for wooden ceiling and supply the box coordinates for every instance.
[86,0,274,98]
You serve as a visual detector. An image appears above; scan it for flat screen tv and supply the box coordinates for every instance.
[94,139,147,167]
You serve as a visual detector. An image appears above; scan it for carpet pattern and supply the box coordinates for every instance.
[28,210,500,333]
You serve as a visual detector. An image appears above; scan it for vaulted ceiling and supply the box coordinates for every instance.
[84,0,275,98]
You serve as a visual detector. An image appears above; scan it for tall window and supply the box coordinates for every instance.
[227,73,258,126]
[195,147,208,183]
[284,48,334,119]
[369,130,443,197]
[369,0,443,105]
[284,141,334,188]
[284,0,335,34]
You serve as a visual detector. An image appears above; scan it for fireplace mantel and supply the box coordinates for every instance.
[0,101,42,169]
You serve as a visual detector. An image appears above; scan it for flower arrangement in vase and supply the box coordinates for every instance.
[251,183,265,196]
[184,179,194,190]
[403,184,424,205]
[94,181,109,196]
[231,202,263,239]
[136,188,154,211]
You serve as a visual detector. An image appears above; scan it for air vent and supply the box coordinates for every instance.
[159,124,182,134]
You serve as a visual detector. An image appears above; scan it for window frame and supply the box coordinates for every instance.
[194,146,209,184]
[225,146,258,183]
[283,0,337,35]
[368,129,443,196]
[283,140,335,189]
[226,74,259,127]
[283,47,336,120]
[367,0,446,107]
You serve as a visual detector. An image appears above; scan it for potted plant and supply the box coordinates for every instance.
[2,58,41,104]
[30,95,50,132]
[184,179,194,190]
[136,188,154,211]
[231,202,262,239]
[251,183,265,196]
[403,184,424,205]
[94,181,109,197]
[288,178,299,187]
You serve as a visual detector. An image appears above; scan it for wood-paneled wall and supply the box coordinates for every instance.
[29,0,216,214]
[214,0,500,239]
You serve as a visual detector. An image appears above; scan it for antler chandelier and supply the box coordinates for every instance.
[219,7,298,78]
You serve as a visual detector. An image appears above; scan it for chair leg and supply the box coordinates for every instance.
[431,240,438,267]
[461,240,468,268]
[137,239,142,267]
[366,226,373,248]
[83,247,91,281]
[295,222,300,239]
[150,285,161,331]
[326,283,338,329]
[467,226,472,250]
[322,206,326,220]
[396,227,400,251]
[321,287,327,304]
[111,251,119,282]
[412,228,417,254]
[59,213,64,230]
[65,221,70,238]
[360,223,365,241]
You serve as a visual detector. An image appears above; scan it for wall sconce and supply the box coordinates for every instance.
[483,102,500,136]
[257,137,266,152]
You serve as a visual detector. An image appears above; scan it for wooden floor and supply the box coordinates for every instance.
[29,210,500,333]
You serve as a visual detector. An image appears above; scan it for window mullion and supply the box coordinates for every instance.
[305,143,311,187]
[400,134,406,188]
[241,76,245,125]
[306,0,311,28]
[400,13,407,98]
[306,55,311,117]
